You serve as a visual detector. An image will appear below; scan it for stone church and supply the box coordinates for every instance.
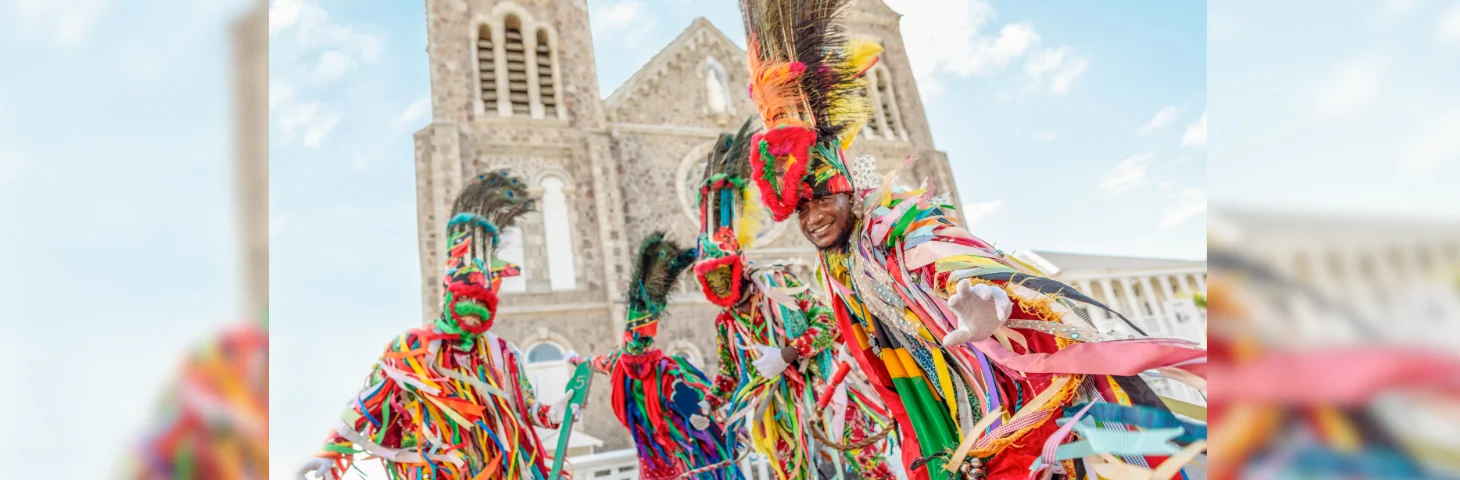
[413,0,963,450]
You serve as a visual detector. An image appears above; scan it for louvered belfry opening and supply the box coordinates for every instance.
[477,24,497,112]
[875,68,901,139]
[865,69,883,138]
[536,29,557,117]
[504,16,531,116]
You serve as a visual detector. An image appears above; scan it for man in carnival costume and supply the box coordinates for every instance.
[581,232,744,480]
[694,118,895,479]
[297,171,577,480]
[736,1,1209,478]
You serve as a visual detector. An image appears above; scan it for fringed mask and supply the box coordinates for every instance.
[694,227,744,308]
[438,171,534,345]
[695,119,758,307]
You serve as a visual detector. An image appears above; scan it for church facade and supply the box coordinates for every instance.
[413,0,961,449]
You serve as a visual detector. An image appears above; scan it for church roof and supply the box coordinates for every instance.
[603,17,746,109]
[1025,250,1205,275]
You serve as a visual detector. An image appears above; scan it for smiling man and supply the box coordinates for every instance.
[735,0,1207,478]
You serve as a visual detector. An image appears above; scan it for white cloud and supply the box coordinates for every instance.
[1029,132,1057,142]
[396,97,431,126]
[8,0,111,47]
[1160,188,1207,228]
[1022,47,1090,96]
[1311,58,1380,117]
[592,0,657,48]
[308,50,354,83]
[1402,114,1460,172]
[270,83,294,113]
[1182,112,1207,148]
[961,199,1005,224]
[945,23,1041,77]
[271,0,383,85]
[1160,180,1176,189]
[1100,153,1154,194]
[276,100,341,149]
[302,111,341,148]
[270,213,291,239]
[269,0,307,37]
[1137,105,1181,134]
[886,0,1054,98]
[1439,3,1460,46]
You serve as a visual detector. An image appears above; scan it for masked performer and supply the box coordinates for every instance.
[693,118,895,479]
[584,232,744,480]
[735,1,1208,478]
[296,172,575,480]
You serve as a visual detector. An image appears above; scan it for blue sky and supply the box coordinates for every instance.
[265,0,1205,475]
[0,0,251,477]
[1209,0,1460,220]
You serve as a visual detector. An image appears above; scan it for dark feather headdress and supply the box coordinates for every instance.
[738,0,882,221]
[622,231,697,354]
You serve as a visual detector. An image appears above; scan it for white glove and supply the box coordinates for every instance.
[564,350,582,366]
[836,344,855,365]
[941,279,1013,347]
[751,344,790,379]
[549,388,577,421]
[297,456,338,480]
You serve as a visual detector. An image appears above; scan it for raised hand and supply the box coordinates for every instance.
[940,279,1013,347]
[297,456,338,480]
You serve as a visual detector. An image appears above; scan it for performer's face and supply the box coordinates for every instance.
[796,192,855,249]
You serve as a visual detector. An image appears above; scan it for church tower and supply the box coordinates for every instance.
[414,0,628,340]
[844,0,964,212]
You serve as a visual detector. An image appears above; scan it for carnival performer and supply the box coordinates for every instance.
[296,171,576,480]
[694,118,895,479]
[735,1,1208,478]
[582,232,744,480]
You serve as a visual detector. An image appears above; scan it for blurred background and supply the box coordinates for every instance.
[0,0,1456,478]
[0,0,267,478]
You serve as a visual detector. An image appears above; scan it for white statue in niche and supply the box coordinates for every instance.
[704,59,731,118]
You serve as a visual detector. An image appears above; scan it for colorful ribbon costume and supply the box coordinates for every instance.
[302,172,569,480]
[694,119,895,479]
[125,320,269,480]
[735,1,1208,478]
[588,232,743,480]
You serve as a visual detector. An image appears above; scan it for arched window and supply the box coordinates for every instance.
[526,342,566,364]
[523,341,571,401]
[477,24,498,113]
[535,29,558,118]
[503,15,530,116]
[863,69,883,139]
[498,226,526,293]
[703,58,732,115]
[540,176,577,291]
[871,65,905,140]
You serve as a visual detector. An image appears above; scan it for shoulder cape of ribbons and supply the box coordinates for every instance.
[970,336,1207,379]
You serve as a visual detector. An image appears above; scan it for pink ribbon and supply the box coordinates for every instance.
[971,337,1208,377]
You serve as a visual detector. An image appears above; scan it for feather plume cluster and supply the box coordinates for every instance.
[451,171,535,230]
[739,0,880,147]
[627,231,698,317]
[699,117,759,234]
